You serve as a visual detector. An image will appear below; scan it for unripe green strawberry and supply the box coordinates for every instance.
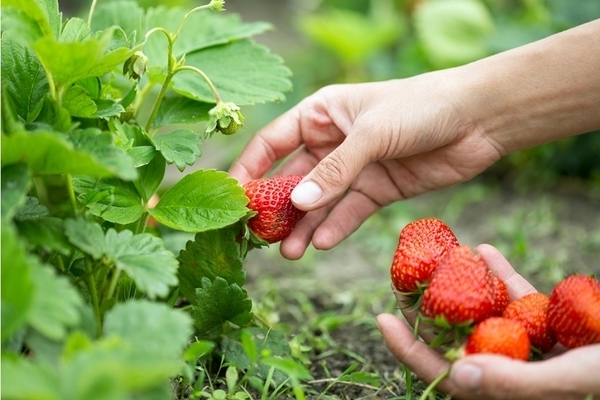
[464,317,531,360]
[390,218,459,293]
[547,275,600,349]
[490,272,509,316]
[243,175,307,244]
[421,246,494,325]
[503,292,556,353]
[218,119,239,135]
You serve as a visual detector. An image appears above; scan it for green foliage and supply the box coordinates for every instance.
[0,0,309,398]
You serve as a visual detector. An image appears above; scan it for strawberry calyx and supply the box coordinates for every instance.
[393,281,429,311]
[417,313,476,349]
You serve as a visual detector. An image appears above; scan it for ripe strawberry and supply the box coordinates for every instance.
[243,175,307,244]
[463,317,531,360]
[490,272,509,316]
[547,275,600,349]
[390,218,459,292]
[421,246,494,325]
[502,292,556,353]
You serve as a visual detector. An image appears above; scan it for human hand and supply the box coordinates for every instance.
[229,72,503,259]
[377,244,600,400]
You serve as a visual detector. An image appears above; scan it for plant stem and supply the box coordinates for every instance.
[176,4,213,39]
[418,369,449,400]
[85,259,102,337]
[174,65,223,103]
[136,211,149,234]
[34,177,49,206]
[87,0,99,28]
[144,73,173,133]
[105,268,122,303]
[66,174,78,216]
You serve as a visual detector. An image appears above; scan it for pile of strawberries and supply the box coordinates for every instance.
[390,217,600,360]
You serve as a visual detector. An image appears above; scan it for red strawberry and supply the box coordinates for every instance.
[421,246,494,325]
[390,218,459,292]
[243,175,307,243]
[490,272,509,316]
[463,317,531,360]
[547,275,600,349]
[502,292,556,353]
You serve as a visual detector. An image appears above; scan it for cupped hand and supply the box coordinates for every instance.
[228,72,504,260]
[377,244,600,400]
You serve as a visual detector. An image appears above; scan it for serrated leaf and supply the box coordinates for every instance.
[62,85,97,118]
[72,176,144,225]
[105,229,178,298]
[104,300,193,359]
[1,131,116,178]
[149,169,248,232]
[28,263,82,341]
[153,96,213,129]
[64,217,106,259]
[1,163,31,221]
[95,99,126,118]
[171,40,292,105]
[414,0,494,69]
[16,217,71,255]
[151,129,202,172]
[177,224,246,304]
[134,152,165,201]
[1,39,49,122]
[192,277,253,338]
[14,197,50,220]
[1,222,35,341]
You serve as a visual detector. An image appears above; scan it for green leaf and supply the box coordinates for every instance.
[16,217,71,255]
[134,152,165,202]
[414,0,495,69]
[95,99,126,119]
[91,1,144,44]
[2,0,59,39]
[177,224,246,304]
[151,129,202,172]
[104,300,193,360]
[1,39,49,122]
[62,85,97,118]
[104,229,179,299]
[14,196,50,220]
[153,96,212,129]
[149,169,248,232]
[192,277,253,338]
[128,146,157,168]
[1,131,117,178]
[64,217,106,259]
[1,7,45,47]
[1,223,35,341]
[172,40,292,105]
[1,163,31,221]
[28,262,82,341]
[261,357,313,381]
[183,340,215,362]
[70,128,137,181]
[0,356,61,400]
[72,177,143,224]
[59,17,92,42]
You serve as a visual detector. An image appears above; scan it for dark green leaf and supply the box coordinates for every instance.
[172,40,292,105]
[134,152,165,201]
[177,224,246,304]
[1,163,31,221]
[14,197,50,220]
[62,85,97,118]
[1,39,49,122]
[64,217,106,259]
[1,222,35,341]
[104,229,178,298]
[128,146,157,168]
[16,217,71,255]
[104,300,193,359]
[149,169,248,232]
[72,177,143,225]
[153,96,212,129]
[151,129,202,172]
[192,277,252,338]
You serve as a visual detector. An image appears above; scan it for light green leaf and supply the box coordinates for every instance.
[153,96,212,129]
[414,0,495,69]
[1,7,45,46]
[16,217,71,255]
[177,224,246,304]
[1,131,115,178]
[1,163,31,221]
[14,196,50,220]
[64,217,106,259]
[1,223,35,341]
[261,357,313,381]
[0,356,61,400]
[2,0,58,38]
[172,40,292,105]
[128,146,157,168]
[28,262,82,341]
[104,300,193,360]
[91,1,144,44]
[151,129,202,172]
[35,0,61,38]
[62,85,97,118]
[149,169,248,233]
[192,277,253,338]
[134,152,165,202]
[72,177,144,225]
[95,99,126,119]
[59,17,92,43]
[1,39,49,122]
[104,229,178,298]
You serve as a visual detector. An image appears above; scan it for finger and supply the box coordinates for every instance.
[476,243,537,300]
[450,344,600,400]
[278,206,331,260]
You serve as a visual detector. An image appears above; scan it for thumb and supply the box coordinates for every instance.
[291,134,373,211]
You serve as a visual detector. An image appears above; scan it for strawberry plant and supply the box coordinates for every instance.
[1,0,316,398]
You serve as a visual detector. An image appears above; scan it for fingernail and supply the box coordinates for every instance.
[451,363,482,391]
[292,181,322,206]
